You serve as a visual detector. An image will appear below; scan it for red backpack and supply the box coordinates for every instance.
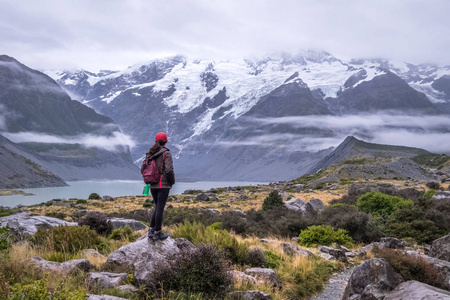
[141,153,165,184]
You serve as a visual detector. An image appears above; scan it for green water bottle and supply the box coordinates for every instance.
[143,184,150,196]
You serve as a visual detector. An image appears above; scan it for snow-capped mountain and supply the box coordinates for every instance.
[45,51,450,181]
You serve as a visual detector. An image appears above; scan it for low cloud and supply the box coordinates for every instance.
[2,131,135,152]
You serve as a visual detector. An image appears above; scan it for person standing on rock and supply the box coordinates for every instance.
[142,132,175,241]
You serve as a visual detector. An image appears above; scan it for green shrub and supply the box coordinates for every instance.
[76,199,88,204]
[374,248,447,289]
[8,273,49,299]
[88,193,101,200]
[43,252,77,263]
[171,221,249,265]
[245,248,267,268]
[142,202,154,208]
[152,244,232,299]
[44,212,67,220]
[262,190,284,211]
[78,211,112,235]
[264,250,282,269]
[298,225,354,247]
[0,224,11,251]
[30,225,101,254]
[0,209,12,218]
[357,191,413,217]
[108,226,136,241]
[423,189,437,199]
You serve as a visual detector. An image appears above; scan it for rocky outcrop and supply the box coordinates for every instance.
[431,191,450,201]
[87,295,128,300]
[88,272,129,290]
[377,237,406,250]
[384,280,450,300]
[284,198,325,215]
[343,258,403,300]
[106,236,195,286]
[280,242,313,257]
[229,290,272,300]
[107,218,147,231]
[319,245,348,263]
[0,212,77,237]
[244,268,282,289]
[284,198,306,211]
[430,234,450,262]
[29,256,93,275]
[228,270,257,285]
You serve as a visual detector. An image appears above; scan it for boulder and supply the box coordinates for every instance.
[244,268,282,289]
[431,191,450,201]
[229,290,272,300]
[117,284,139,293]
[293,184,305,192]
[319,245,348,263]
[259,239,278,244]
[102,195,114,201]
[320,253,337,261]
[87,295,128,300]
[343,258,403,300]
[384,280,450,300]
[378,237,406,249]
[0,212,77,237]
[280,242,313,257]
[430,234,450,262]
[72,209,88,220]
[29,256,93,275]
[301,198,325,215]
[107,218,147,231]
[106,236,195,286]
[82,249,106,259]
[196,193,210,202]
[284,198,306,211]
[88,272,129,290]
[228,270,257,285]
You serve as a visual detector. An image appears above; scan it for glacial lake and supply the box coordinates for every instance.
[0,180,268,207]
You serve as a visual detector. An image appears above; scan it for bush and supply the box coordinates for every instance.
[44,212,67,220]
[262,190,284,211]
[319,205,380,243]
[171,221,249,265]
[298,225,354,247]
[0,225,10,251]
[78,211,112,235]
[357,192,413,217]
[245,248,267,268]
[108,226,136,241]
[374,248,447,289]
[88,193,101,200]
[426,181,441,190]
[264,250,282,269]
[152,244,232,299]
[423,189,437,199]
[30,225,101,254]
[76,199,88,204]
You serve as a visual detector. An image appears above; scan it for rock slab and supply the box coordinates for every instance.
[88,272,129,290]
[430,233,450,262]
[29,256,93,275]
[229,290,272,300]
[244,268,282,289]
[384,280,450,300]
[107,218,147,231]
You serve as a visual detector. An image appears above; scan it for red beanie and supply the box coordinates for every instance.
[155,132,168,142]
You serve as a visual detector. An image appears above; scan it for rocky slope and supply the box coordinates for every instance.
[0,55,140,182]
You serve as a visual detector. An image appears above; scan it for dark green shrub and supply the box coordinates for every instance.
[108,226,136,241]
[262,190,284,211]
[31,225,101,254]
[152,244,232,299]
[298,225,354,247]
[319,204,380,243]
[0,225,10,251]
[88,193,101,200]
[374,248,447,289]
[357,192,413,217]
[423,189,437,199]
[426,182,441,190]
[76,199,88,204]
[78,211,112,235]
[264,250,282,269]
[245,248,267,267]
[44,212,67,220]
[0,209,12,218]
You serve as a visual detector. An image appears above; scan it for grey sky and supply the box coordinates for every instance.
[1,0,449,71]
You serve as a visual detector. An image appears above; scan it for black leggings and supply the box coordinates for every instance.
[150,188,170,231]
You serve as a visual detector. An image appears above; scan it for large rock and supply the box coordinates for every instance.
[244,268,282,289]
[107,218,147,231]
[284,198,306,211]
[280,242,313,257]
[343,258,404,300]
[430,234,450,262]
[419,254,450,286]
[228,270,257,285]
[301,198,325,215]
[106,236,195,286]
[87,295,128,300]
[88,272,129,290]
[384,280,450,300]
[431,191,450,201]
[319,245,348,263]
[229,290,272,300]
[377,237,406,250]
[0,212,77,237]
[29,256,93,275]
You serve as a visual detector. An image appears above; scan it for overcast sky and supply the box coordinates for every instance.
[2,0,450,71]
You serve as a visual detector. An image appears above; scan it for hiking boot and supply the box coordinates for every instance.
[152,230,169,241]
[148,228,155,239]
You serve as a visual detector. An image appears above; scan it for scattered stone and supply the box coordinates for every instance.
[320,253,336,261]
[87,295,128,300]
[82,249,106,259]
[117,284,139,293]
[72,209,88,220]
[301,198,325,215]
[291,237,300,242]
[280,242,313,257]
[107,218,147,231]
[114,206,124,209]
[102,195,114,201]
[431,191,450,201]
[0,212,77,237]
[232,209,246,216]
[240,194,250,200]
[106,237,195,286]
[384,280,450,300]
[378,237,406,249]
[229,290,272,300]
[284,198,306,211]
[305,189,314,193]
[319,245,348,263]
[343,258,403,300]
[166,204,173,209]
[293,184,305,192]
[88,272,129,290]
[244,268,282,289]
[206,208,220,214]
[228,270,257,285]
[355,244,375,257]
[220,204,230,208]
[29,256,93,275]
[196,193,210,202]
[430,233,450,262]
[259,239,278,244]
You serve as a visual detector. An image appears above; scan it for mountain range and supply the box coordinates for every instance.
[42,50,450,181]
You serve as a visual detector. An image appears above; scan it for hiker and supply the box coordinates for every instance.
[142,132,175,241]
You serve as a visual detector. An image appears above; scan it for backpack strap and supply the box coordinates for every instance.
[160,152,165,188]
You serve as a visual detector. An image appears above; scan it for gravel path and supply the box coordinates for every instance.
[308,267,354,300]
